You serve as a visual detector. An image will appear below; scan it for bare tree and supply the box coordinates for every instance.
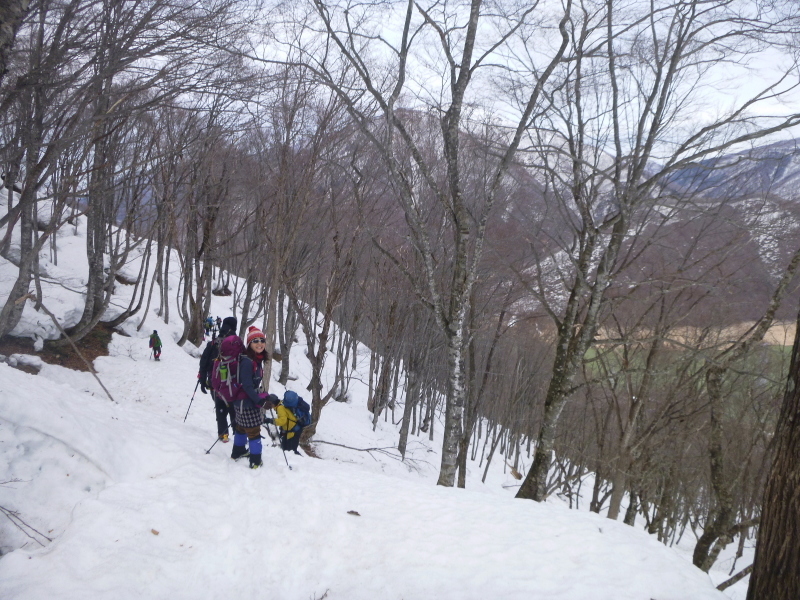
[516,0,800,502]
[283,165,361,437]
[0,0,243,340]
[281,0,571,486]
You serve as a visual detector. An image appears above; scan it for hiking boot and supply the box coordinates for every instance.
[219,434,229,443]
[249,455,262,469]
[231,445,250,460]
[293,450,301,455]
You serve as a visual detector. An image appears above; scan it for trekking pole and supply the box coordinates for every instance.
[204,435,220,454]
[184,379,201,423]
[266,409,291,470]
[279,434,292,470]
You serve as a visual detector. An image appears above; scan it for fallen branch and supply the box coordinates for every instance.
[312,439,403,462]
[0,505,52,546]
[717,564,753,591]
[30,294,117,403]
[313,440,396,453]
[311,440,431,473]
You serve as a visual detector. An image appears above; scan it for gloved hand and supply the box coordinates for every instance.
[259,392,278,409]
[200,381,208,394]
[264,417,274,425]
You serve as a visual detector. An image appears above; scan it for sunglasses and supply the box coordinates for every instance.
[250,338,266,344]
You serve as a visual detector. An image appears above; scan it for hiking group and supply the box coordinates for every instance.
[204,316,221,338]
[197,317,311,469]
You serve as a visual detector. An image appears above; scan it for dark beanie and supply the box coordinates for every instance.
[220,316,237,336]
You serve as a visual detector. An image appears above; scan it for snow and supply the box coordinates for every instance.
[0,197,733,599]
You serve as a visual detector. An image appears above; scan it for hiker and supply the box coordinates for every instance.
[149,330,162,361]
[204,316,214,337]
[230,326,278,469]
[198,316,237,442]
[265,390,310,455]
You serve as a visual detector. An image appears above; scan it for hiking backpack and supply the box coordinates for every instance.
[210,335,248,403]
[294,398,312,429]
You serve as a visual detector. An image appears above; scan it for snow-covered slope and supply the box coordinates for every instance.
[0,197,732,599]
[0,362,725,600]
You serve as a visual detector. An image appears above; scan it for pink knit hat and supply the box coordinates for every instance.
[246,325,265,346]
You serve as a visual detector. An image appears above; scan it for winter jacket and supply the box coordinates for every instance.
[149,334,162,349]
[273,404,299,439]
[238,355,265,411]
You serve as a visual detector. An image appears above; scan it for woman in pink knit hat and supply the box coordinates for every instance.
[230,325,277,468]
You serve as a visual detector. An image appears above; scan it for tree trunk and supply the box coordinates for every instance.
[278,289,296,385]
[106,239,151,328]
[0,107,44,337]
[693,366,736,571]
[482,423,504,483]
[746,307,800,600]
[0,0,32,87]
[371,355,393,430]
[262,267,280,390]
[437,310,468,486]
[0,190,35,336]
[606,452,631,521]
[623,489,639,525]
[458,298,509,488]
[398,361,420,458]
[517,377,569,501]
[161,228,171,323]
[367,350,377,412]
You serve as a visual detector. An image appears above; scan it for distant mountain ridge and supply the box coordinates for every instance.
[665,139,800,200]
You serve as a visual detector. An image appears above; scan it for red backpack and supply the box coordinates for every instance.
[210,335,248,403]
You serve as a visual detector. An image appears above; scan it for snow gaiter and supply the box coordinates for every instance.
[231,431,249,459]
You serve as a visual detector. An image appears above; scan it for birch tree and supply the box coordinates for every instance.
[279,0,572,486]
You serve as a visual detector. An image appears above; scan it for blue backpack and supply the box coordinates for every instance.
[294,398,312,429]
[283,391,312,431]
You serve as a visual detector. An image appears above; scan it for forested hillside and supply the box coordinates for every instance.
[2,0,800,598]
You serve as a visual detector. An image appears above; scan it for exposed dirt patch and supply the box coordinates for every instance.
[114,272,137,285]
[0,323,116,372]
[11,362,40,375]
[301,437,321,458]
